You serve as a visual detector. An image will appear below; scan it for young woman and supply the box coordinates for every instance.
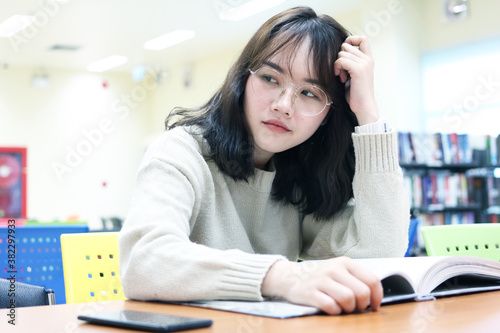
[119,6,410,315]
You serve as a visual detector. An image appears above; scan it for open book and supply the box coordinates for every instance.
[356,256,500,303]
[174,256,500,318]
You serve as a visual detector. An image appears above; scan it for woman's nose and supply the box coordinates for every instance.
[274,84,296,117]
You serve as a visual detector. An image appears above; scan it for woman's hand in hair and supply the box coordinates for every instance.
[334,35,379,126]
[261,256,383,315]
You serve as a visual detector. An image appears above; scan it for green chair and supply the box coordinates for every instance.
[421,223,500,261]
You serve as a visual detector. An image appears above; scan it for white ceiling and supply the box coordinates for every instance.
[0,0,361,73]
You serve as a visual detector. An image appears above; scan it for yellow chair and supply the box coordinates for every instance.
[421,223,500,261]
[60,232,126,304]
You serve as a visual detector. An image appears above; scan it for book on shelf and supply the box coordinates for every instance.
[418,212,476,227]
[404,171,471,209]
[497,135,500,165]
[398,132,414,164]
[171,256,500,318]
[398,132,476,166]
[487,177,500,207]
[486,134,499,166]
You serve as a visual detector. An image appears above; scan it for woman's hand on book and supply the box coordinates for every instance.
[261,256,383,315]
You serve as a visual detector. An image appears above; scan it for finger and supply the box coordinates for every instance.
[344,35,373,58]
[336,49,363,72]
[341,43,370,61]
[331,274,372,311]
[339,69,349,83]
[318,280,357,313]
[334,62,340,77]
[333,58,352,83]
[347,265,383,311]
[310,291,343,315]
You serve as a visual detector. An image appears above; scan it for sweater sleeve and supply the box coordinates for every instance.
[119,129,284,302]
[300,130,411,260]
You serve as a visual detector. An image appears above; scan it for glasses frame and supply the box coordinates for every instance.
[248,67,332,117]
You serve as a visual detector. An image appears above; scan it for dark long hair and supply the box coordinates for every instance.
[166,6,358,220]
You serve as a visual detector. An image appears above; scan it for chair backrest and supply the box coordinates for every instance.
[0,224,89,304]
[60,232,126,304]
[421,223,500,261]
[0,279,55,308]
[405,218,419,257]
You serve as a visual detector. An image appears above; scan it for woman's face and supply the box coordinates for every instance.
[244,42,329,169]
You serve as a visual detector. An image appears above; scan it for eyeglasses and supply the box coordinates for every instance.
[248,67,331,117]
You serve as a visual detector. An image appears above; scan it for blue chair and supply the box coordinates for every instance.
[0,224,88,304]
[405,218,419,257]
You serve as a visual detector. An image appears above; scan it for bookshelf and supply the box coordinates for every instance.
[398,132,500,255]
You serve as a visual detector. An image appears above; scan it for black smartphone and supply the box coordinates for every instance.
[78,310,213,332]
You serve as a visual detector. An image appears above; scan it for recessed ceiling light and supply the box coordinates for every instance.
[213,0,285,21]
[144,30,195,51]
[0,15,35,38]
[86,55,128,72]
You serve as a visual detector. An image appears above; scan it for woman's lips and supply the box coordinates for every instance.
[263,120,290,133]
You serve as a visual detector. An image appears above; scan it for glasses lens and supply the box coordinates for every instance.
[250,67,329,116]
[294,85,329,116]
[251,67,283,100]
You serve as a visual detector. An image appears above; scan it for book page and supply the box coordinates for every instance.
[172,299,320,318]
[354,256,447,301]
[355,257,446,288]
[418,256,500,295]
[356,256,500,299]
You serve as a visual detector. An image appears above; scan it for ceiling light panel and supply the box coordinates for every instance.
[214,0,285,21]
[144,30,195,50]
[0,15,35,37]
[86,55,128,72]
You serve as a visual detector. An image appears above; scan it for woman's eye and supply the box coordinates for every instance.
[300,89,318,99]
[261,75,278,84]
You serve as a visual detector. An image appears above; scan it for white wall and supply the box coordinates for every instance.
[0,67,152,228]
[419,0,500,136]
[148,48,242,137]
[338,0,424,132]
[422,0,500,52]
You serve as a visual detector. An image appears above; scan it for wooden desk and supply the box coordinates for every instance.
[2,291,500,332]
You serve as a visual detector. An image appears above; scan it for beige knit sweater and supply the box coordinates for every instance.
[119,126,410,302]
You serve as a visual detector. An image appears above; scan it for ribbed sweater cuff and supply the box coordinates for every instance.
[217,251,286,301]
[352,131,400,173]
